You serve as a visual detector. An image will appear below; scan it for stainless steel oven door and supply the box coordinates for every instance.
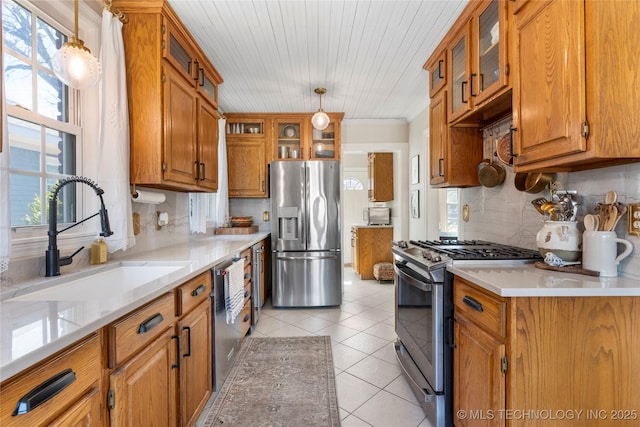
[394,261,444,392]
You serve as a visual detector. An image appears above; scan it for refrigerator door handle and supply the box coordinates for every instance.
[276,254,339,261]
[303,164,309,247]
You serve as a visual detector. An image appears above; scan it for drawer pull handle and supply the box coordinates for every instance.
[12,368,76,415]
[182,326,192,358]
[243,314,250,323]
[463,296,484,312]
[191,284,206,297]
[138,313,164,333]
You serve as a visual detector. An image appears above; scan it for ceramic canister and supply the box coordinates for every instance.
[536,220,582,262]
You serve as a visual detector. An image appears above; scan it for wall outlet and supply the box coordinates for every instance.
[629,203,640,236]
[263,211,270,222]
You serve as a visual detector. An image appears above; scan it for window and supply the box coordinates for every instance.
[440,188,459,238]
[343,177,364,191]
[3,0,81,228]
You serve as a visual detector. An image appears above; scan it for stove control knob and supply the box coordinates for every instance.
[423,252,432,260]
[432,255,442,262]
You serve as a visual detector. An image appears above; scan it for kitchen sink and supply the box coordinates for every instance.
[6,261,192,302]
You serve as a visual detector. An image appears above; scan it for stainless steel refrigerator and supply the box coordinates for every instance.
[271,160,342,307]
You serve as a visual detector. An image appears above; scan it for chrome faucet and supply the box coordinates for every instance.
[45,176,113,277]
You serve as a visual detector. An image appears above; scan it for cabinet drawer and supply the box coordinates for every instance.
[108,292,175,367]
[454,277,506,338]
[240,300,252,338]
[0,335,101,427]
[240,248,252,267]
[176,271,212,317]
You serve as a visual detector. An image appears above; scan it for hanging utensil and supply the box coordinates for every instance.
[531,198,549,215]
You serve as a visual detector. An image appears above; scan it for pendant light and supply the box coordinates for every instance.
[51,0,101,90]
[311,88,330,130]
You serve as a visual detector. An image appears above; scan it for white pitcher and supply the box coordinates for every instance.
[582,231,633,277]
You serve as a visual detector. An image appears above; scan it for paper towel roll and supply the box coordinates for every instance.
[131,190,166,204]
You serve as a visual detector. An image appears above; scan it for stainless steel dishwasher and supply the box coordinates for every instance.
[251,242,264,326]
[212,259,242,392]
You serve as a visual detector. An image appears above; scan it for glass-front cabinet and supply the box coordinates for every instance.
[272,114,342,161]
[447,0,510,124]
[310,122,338,160]
[227,118,266,136]
[473,0,508,105]
[425,50,447,97]
[449,24,471,122]
[274,119,305,160]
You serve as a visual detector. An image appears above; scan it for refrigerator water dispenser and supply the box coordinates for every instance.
[278,206,299,240]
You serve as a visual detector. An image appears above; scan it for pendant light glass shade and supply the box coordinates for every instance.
[52,0,101,90]
[311,88,330,130]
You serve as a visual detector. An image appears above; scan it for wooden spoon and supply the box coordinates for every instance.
[610,203,628,230]
[605,190,617,205]
[584,214,598,232]
[603,205,618,231]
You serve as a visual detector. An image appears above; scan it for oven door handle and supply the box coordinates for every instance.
[395,350,435,403]
[394,264,432,292]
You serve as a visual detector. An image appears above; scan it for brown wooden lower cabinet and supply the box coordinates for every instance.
[109,327,178,426]
[0,335,102,427]
[454,276,640,427]
[353,226,393,280]
[177,300,212,427]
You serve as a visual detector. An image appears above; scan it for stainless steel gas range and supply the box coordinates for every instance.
[391,240,541,427]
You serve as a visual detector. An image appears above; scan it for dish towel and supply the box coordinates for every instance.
[224,259,245,324]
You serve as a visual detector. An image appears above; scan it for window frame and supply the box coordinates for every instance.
[439,188,459,239]
[4,0,102,258]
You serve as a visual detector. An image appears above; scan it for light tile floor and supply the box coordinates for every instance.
[249,267,433,427]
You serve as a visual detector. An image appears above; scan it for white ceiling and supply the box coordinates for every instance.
[166,0,467,121]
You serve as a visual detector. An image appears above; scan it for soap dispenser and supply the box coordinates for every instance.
[90,238,108,265]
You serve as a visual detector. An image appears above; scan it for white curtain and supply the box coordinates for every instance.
[189,193,206,234]
[0,83,10,273]
[215,118,229,228]
[97,9,135,252]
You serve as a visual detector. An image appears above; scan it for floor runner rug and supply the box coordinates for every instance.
[202,336,340,426]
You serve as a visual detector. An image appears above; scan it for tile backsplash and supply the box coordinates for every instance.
[461,122,640,279]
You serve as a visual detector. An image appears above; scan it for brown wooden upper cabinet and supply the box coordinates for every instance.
[114,0,223,192]
[368,152,394,202]
[426,47,482,188]
[225,115,270,198]
[511,0,640,171]
[448,0,510,125]
[272,113,343,161]
[425,49,447,98]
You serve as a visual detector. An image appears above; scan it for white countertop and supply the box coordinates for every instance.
[0,233,269,382]
[448,262,640,297]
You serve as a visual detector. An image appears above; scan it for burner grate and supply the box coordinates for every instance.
[409,239,542,261]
